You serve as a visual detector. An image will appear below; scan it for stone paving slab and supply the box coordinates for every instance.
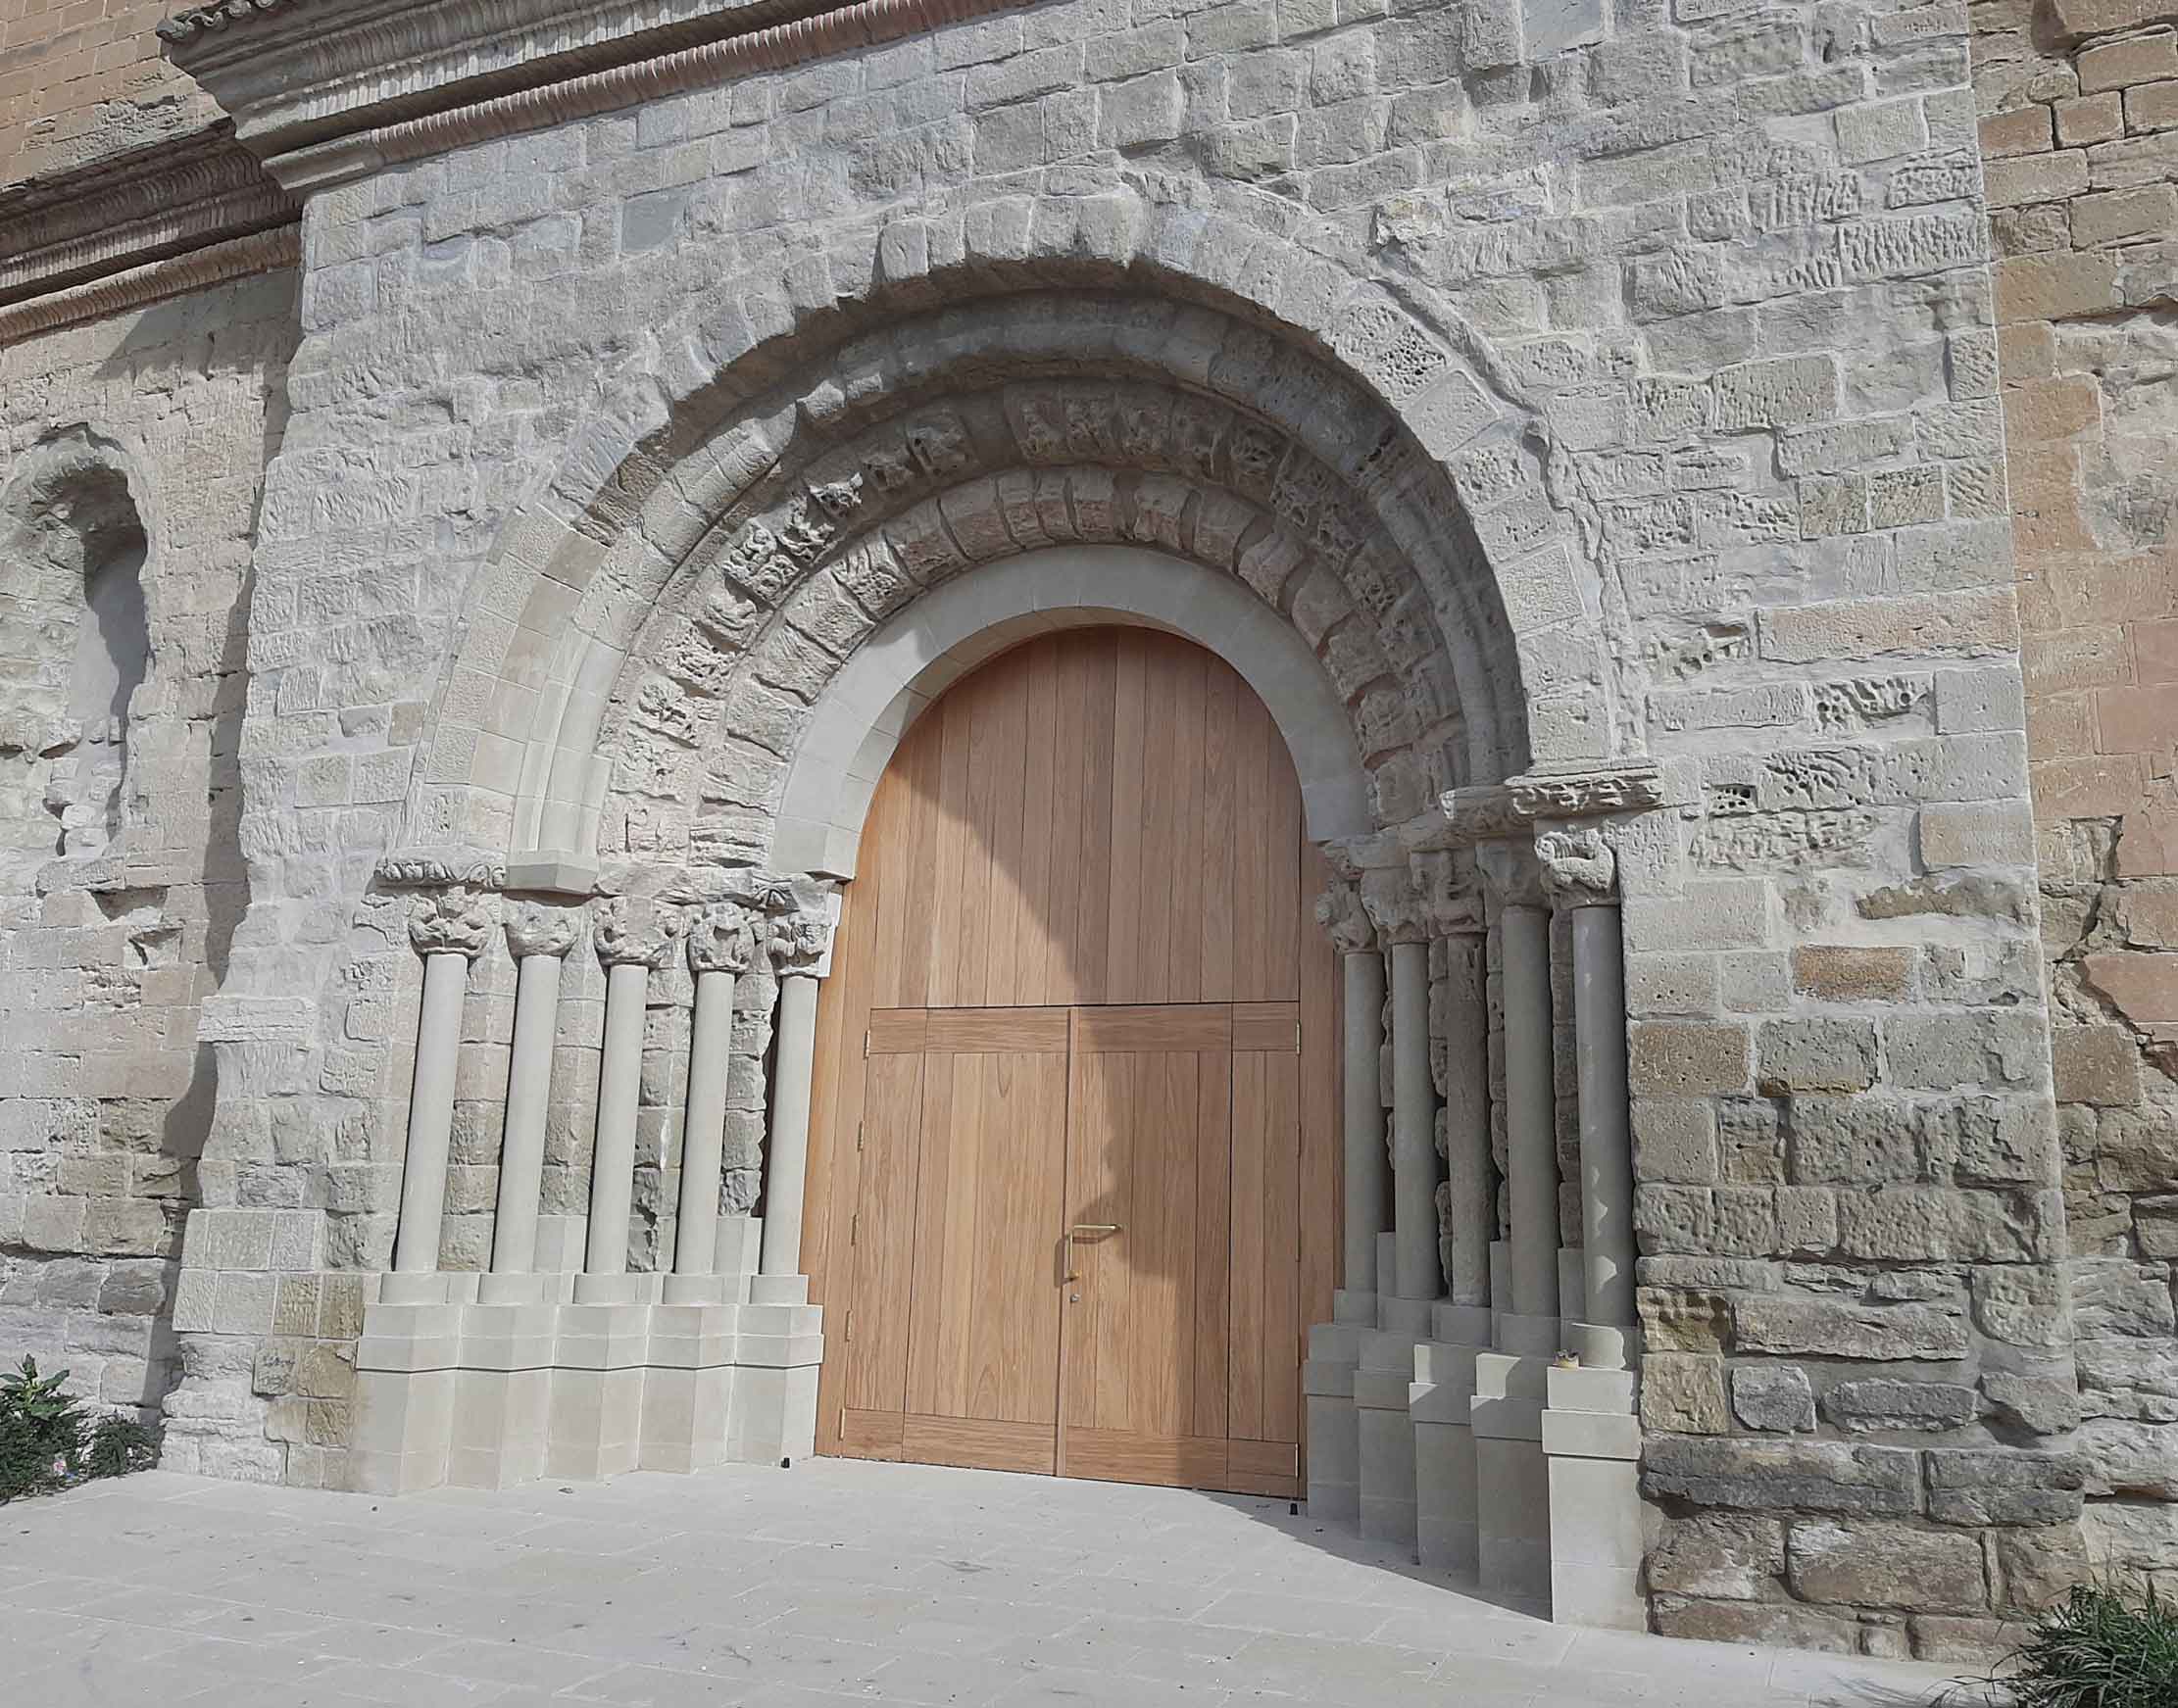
[1,1461,1975,1706]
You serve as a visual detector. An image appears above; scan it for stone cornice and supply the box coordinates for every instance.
[1436,761,1667,845]
[0,128,295,310]
[0,225,301,346]
[160,0,1016,191]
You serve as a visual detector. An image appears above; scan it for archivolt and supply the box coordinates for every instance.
[409,189,1630,875]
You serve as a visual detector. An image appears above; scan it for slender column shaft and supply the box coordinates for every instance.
[1500,903,1559,1322]
[1441,934,1492,1308]
[1341,950,1389,1294]
[1573,903,1635,1342]
[673,966,737,1276]
[490,949,563,1274]
[758,972,820,1277]
[392,951,468,1275]
[1390,939,1439,1302]
[583,959,649,1276]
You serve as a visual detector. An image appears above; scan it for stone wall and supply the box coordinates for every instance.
[0,0,218,188]
[0,268,297,1424]
[1975,0,2178,1596]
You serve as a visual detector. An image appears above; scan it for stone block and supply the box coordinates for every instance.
[1646,1512,1784,1599]
[1786,1520,1987,1613]
[1641,1353,1727,1434]
[1732,1363,1815,1432]
[1919,801,2037,867]
[1789,946,1913,1003]
[1823,1378,1979,1433]
[1637,1288,1731,1353]
[1642,1437,1920,1517]
[1925,1449,2086,1526]
[1653,1597,1857,1652]
[1734,1295,1968,1360]
[1628,1022,1751,1097]
[1756,1018,1877,1095]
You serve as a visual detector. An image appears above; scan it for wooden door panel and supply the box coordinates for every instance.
[1233,1047,1302,1448]
[1073,1004,1231,1052]
[905,1050,1066,1433]
[1060,1039,1231,1469]
[903,1414,1056,1475]
[924,1007,1068,1054]
[837,1051,925,1423]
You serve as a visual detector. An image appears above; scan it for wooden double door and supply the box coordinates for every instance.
[802,628,1340,1497]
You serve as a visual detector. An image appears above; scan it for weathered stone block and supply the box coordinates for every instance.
[1732,1363,1815,1432]
[1652,1597,1858,1652]
[1786,1520,1987,1613]
[1638,1288,1732,1353]
[1643,1352,1729,1434]
[1646,1513,1785,1599]
[1823,1379,1979,1434]
[1925,1450,2086,1527]
[1642,1438,1920,1517]
[1734,1295,1968,1360]
[1756,1018,1877,1095]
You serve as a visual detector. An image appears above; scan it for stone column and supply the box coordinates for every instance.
[384,887,492,1304]
[577,896,682,1296]
[1540,828,1637,1367]
[1408,848,1492,1574]
[1302,869,1384,1523]
[757,896,832,1281]
[667,902,757,1301]
[1537,826,1646,1630]
[479,902,579,1303]
[1471,845,1557,1603]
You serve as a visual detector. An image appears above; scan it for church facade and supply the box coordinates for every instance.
[3,0,2174,1661]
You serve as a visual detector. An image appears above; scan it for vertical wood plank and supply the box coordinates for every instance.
[1227,1049,1266,1441]
[1192,1044,1231,1443]
[979,646,1033,1009]
[1261,1048,1302,1445]
[1105,637,1147,1004]
[1198,660,1239,1002]
[1015,637,1063,1006]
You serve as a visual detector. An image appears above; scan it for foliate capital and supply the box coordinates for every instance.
[593,895,685,969]
[409,887,493,960]
[504,900,580,959]
[1536,826,1617,908]
[687,902,760,975]
[1475,841,1547,911]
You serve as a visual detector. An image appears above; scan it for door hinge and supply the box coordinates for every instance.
[850,1212,860,1248]
[1294,1020,1302,1053]
[863,1030,870,1058]
[844,1310,854,1343]
[856,1120,865,1153]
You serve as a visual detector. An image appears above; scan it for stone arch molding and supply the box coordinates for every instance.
[775,545,1370,878]
[405,186,1636,883]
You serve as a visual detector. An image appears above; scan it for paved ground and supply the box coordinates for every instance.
[2,1458,1982,1706]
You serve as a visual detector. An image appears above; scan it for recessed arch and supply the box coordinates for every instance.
[774,545,1372,879]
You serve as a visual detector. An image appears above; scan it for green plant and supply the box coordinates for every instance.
[1992,1581,2178,1708]
[0,1356,160,1501]
[0,1357,87,1499]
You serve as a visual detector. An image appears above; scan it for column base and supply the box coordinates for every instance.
[1357,1327,1423,1551]
[1303,1310,1368,1522]
[1411,1332,1484,1576]
[1472,1337,1553,1606]
[345,1276,824,1491]
[1543,1359,1649,1631]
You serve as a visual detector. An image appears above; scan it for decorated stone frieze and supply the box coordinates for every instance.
[1536,827,1617,909]
[375,848,506,891]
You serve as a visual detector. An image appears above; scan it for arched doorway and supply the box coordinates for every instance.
[801,626,1342,1497]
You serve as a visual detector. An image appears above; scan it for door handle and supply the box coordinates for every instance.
[1063,1224,1119,1286]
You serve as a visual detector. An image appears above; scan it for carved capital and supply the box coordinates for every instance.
[1360,868,1429,946]
[767,899,835,977]
[1537,827,1618,908]
[686,902,760,975]
[592,895,684,969]
[1312,871,1376,955]
[1409,848,1483,937]
[504,901,580,959]
[409,888,493,959]
[1475,842,1547,911]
